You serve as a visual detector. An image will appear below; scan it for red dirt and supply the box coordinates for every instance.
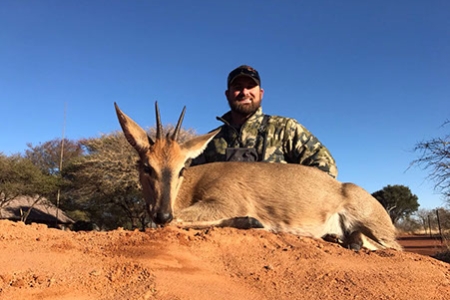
[0,220,449,300]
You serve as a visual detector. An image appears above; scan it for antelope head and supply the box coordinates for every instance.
[114,102,219,225]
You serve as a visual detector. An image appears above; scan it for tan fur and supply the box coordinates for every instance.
[114,102,402,251]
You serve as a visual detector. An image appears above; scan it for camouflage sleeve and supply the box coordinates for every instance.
[283,119,338,178]
[190,126,227,166]
[190,153,206,166]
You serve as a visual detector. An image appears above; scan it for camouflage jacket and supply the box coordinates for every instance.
[191,107,338,178]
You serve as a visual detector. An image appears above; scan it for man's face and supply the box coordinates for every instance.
[225,76,264,116]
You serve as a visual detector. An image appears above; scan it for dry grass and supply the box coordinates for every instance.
[433,249,450,263]
[432,232,450,263]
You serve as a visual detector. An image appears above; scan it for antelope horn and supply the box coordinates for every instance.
[172,106,186,141]
[155,101,163,140]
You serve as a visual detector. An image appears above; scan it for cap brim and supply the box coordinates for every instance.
[229,74,260,86]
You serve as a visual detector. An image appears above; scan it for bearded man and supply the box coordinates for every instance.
[191,65,338,178]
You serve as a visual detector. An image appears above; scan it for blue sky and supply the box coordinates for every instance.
[1,1,449,209]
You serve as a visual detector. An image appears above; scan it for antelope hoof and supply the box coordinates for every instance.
[220,216,264,229]
[322,233,342,244]
[239,216,264,229]
[344,231,363,251]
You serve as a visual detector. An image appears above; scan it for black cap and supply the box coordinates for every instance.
[227,65,261,87]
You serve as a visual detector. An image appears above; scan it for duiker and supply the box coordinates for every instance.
[115,102,401,251]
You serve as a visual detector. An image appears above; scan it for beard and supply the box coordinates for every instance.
[227,97,261,116]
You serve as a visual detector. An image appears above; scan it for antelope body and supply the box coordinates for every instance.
[115,102,402,251]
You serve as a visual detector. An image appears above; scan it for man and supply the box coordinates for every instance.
[191,65,338,178]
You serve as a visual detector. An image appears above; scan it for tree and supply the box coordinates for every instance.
[62,131,143,229]
[0,153,59,222]
[411,120,450,202]
[24,138,83,222]
[0,153,25,212]
[395,215,422,233]
[25,138,83,176]
[415,208,434,232]
[372,184,420,225]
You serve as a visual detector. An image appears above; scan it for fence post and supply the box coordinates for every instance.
[436,209,443,243]
[428,215,432,238]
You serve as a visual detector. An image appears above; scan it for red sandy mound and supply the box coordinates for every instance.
[0,220,449,300]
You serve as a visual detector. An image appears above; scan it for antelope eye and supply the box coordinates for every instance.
[143,164,154,175]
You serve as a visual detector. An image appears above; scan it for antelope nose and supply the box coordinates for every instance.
[154,212,173,224]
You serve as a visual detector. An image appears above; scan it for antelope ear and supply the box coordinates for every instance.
[180,128,221,159]
[114,102,151,153]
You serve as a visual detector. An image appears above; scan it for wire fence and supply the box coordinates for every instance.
[421,208,450,243]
